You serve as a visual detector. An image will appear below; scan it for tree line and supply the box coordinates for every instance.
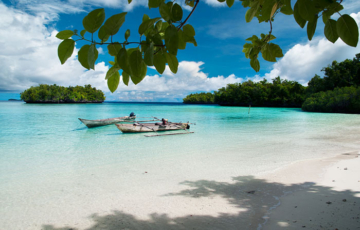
[20,84,106,103]
[183,54,360,113]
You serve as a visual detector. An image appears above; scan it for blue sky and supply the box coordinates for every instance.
[1,0,360,101]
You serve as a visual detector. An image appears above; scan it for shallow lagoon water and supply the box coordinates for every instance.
[1,101,360,229]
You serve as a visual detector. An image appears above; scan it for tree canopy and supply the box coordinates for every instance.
[20,84,105,103]
[183,53,360,113]
[56,0,359,93]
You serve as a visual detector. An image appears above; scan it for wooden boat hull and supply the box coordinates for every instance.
[115,122,189,133]
[79,116,135,128]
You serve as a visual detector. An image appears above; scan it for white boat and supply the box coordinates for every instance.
[115,122,190,133]
[79,113,136,128]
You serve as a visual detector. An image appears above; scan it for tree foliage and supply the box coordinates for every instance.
[183,92,215,104]
[302,86,360,113]
[20,84,105,103]
[307,54,360,94]
[56,0,358,93]
[184,77,306,107]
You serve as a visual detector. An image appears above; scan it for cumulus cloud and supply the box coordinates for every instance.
[107,61,242,101]
[252,12,360,85]
[0,3,107,91]
[203,0,226,8]
[0,3,241,101]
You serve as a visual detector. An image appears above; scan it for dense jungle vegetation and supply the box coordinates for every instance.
[20,84,105,103]
[183,54,360,113]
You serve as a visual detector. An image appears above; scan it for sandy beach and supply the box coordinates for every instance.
[20,152,356,230]
[262,152,360,229]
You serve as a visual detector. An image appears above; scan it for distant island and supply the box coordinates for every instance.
[183,54,360,113]
[8,99,22,101]
[20,84,105,103]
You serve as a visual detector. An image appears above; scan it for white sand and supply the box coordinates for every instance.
[1,153,359,230]
[261,152,360,229]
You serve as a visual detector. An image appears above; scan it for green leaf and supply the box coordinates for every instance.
[143,14,150,22]
[165,25,179,55]
[125,29,130,40]
[243,43,252,49]
[261,43,283,62]
[144,43,154,66]
[139,17,161,35]
[58,39,75,64]
[149,0,162,8]
[322,10,332,24]
[56,30,74,40]
[153,52,166,74]
[226,0,234,8]
[324,19,339,43]
[307,17,317,40]
[186,36,197,46]
[246,35,260,42]
[122,71,130,86]
[280,0,293,15]
[103,12,127,35]
[293,2,306,28]
[78,45,91,69]
[337,14,359,47]
[155,21,163,32]
[117,48,132,74]
[159,2,171,21]
[98,26,110,42]
[164,52,178,74]
[105,66,120,79]
[107,43,122,56]
[245,2,260,23]
[250,58,260,72]
[109,61,115,65]
[129,50,147,84]
[183,24,195,37]
[80,30,86,38]
[83,8,105,33]
[172,3,183,22]
[107,70,120,93]
[88,44,98,70]
[178,30,186,49]
[128,0,132,3]
[297,0,317,21]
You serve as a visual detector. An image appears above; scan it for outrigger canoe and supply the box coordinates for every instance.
[115,122,190,133]
[79,116,135,128]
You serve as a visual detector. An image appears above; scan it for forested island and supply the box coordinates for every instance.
[184,54,360,113]
[20,84,105,103]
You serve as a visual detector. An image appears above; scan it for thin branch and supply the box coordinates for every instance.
[177,0,200,31]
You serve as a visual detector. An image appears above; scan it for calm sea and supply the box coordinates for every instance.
[1,101,360,228]
[1,101,360,181]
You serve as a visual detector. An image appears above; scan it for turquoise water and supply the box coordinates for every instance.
[1,101,360,183]
[1,101,360,229]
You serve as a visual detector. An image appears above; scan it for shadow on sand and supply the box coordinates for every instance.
[42,176,360,230]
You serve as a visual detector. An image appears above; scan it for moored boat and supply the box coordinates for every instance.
[115,121,190,133]
[79,112,136,128]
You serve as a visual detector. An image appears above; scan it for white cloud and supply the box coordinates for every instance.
[251,12,360,85]
[68,0,148,11]
[108,61,242,101]
[0,3,241,102]
[0,3,107,91]
[203,0,226,8]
